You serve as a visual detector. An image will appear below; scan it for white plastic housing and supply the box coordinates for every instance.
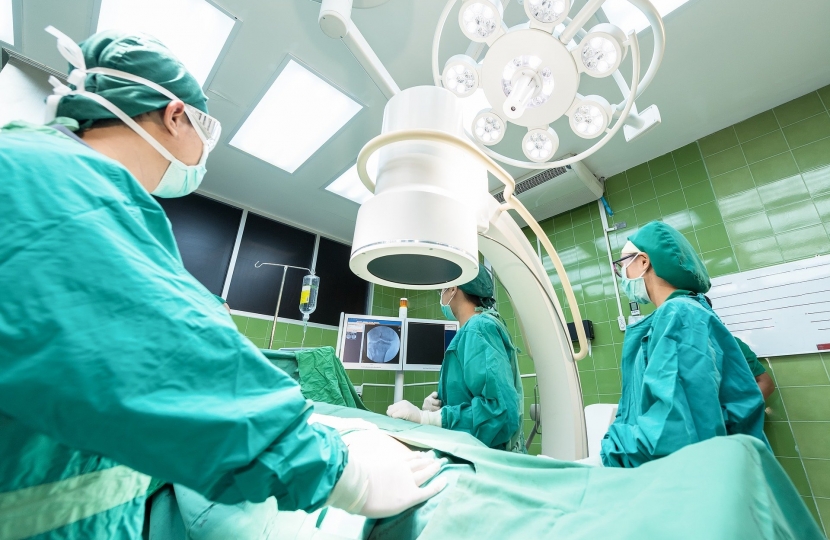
[569,94,612,139]
[577,23,627,78]
[350,86,488,289]
[522,126,559,162]
[458,0,504,43]
[442,54,480,97]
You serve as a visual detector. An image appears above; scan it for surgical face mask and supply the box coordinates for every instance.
[44,26,221,198]
[620,254,651,305]
[440,288,457,321]
[151,140,208,198]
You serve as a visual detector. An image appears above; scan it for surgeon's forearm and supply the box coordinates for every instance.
[755,373,775,400]
[205,417,348,512]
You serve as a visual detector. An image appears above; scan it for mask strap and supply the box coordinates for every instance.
[622,252,649,279]
[44,26,210,154]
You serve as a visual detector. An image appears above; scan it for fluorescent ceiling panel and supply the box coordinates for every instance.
[0,0,13,45]
[96,0,234,86]
[326,153,379,205]
[602,0,691,35]
[231,60,362,174]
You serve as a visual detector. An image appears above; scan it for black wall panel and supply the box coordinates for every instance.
[155,194,242,295]
[226,214,316,317]
[311,238,370,326]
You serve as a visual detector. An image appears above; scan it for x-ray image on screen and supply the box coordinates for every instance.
[364,324,401,363]
[338,315,403,370]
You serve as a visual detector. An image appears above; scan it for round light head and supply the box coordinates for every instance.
[459,0,504,43]
[472,109,506,145]
[524,0,569,26]
[522,127,559,162]
[442,55,480,97]
[580,24,626,77]
[569,95,611,139]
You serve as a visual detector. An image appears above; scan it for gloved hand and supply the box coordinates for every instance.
[422,391,442,412]
[326,429,448,518]
[387,400,442,426]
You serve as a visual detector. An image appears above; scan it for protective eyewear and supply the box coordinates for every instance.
[612,253,638,278]
[184,105,222,151]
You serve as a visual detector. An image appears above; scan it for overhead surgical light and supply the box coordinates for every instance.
[458,0,504,43]
[442,54,480,97]
[578,24,626,78]
[524,0,570,27]
[569,95,612,139]
[433,0,666,168]
[522,127,559,162]
[473,109,505,145]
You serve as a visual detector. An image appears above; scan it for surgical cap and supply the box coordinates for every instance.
[460,265,496,308]
[56,30,208,130]
[628,221,711,293]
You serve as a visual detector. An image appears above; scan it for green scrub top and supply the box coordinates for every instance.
[438,311,526,452]
[734,337,766,378]
[601,291,768,468]
[0,123,346,539]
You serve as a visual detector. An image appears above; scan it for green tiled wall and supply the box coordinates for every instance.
[230,314,339,350]
[547,85,830,533]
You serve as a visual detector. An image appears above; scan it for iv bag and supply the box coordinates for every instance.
[300,274,320,320]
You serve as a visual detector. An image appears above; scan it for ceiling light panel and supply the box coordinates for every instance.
[230,59,362,174]
[0,0,14,46]
[96,0,235,86]
[326,165,373,205]
[601,0,690,35]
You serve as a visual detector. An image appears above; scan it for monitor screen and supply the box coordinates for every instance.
[404,319,458,371]
[338,315,403,370]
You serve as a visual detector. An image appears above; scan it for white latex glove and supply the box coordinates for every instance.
[387,400,442,426]
[326,429,447,518]
[422,391,442,412]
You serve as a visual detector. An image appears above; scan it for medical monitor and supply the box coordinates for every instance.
[403,318,459,372]
[336,314,404,371]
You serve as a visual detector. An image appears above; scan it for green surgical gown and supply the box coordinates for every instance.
[438,311,525,452]
[735,337,766,377]
[0,123,346,539]
[601,291,768,468]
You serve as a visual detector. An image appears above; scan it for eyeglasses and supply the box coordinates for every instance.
[611,253,638,278]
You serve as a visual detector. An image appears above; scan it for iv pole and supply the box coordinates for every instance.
[254,262,313,349]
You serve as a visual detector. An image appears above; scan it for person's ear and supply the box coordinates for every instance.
[639,253,651,272]
[162,100,187,137]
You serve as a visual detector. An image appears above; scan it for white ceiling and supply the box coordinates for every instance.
[11,0,830,243]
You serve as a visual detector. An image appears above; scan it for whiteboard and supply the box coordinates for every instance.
[707,255,830,358]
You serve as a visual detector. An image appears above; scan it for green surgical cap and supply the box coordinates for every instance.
[460,265,496,307]
[56,30,208,130]
[629,221,711,293]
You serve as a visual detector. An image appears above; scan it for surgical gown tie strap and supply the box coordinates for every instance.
[0,465,151,540]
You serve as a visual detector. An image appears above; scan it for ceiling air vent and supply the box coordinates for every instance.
[491,160,604,223]
[494,165,569,203]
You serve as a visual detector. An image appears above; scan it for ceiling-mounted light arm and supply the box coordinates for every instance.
[559,0,605,44]
[473,30,640,170]
[318,0,400,99]
[614,0,664,110]
[432,0,461,86]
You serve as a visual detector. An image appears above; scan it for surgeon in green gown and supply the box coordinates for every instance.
[387,266,526,453]
[600,221,769,468]
[0,28,441,539]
